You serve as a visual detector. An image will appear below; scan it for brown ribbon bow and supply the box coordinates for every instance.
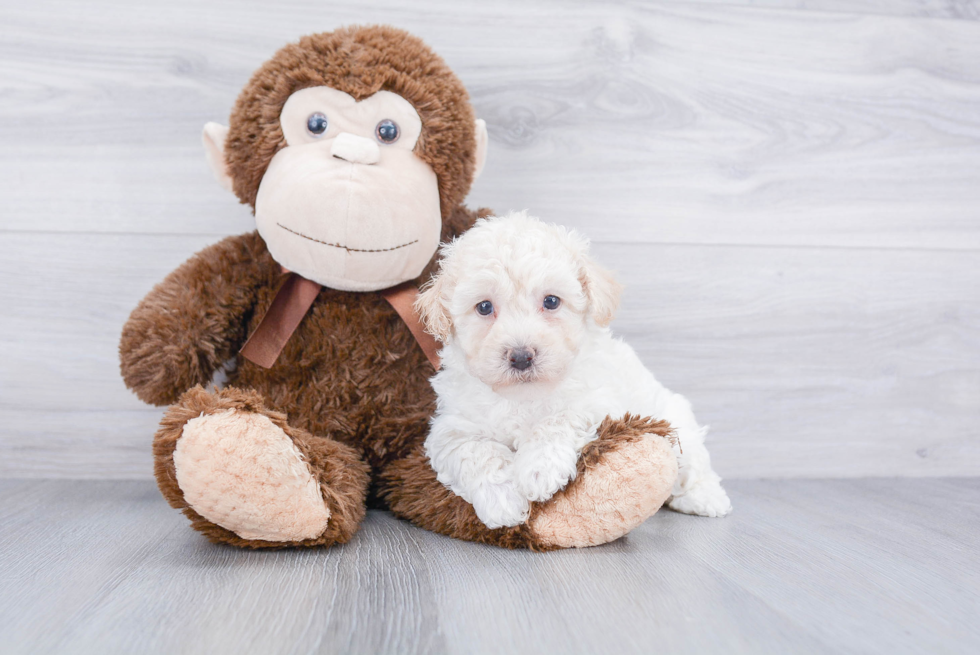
[239,271,440,371]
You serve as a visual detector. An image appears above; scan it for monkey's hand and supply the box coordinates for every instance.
[119,231,273,406]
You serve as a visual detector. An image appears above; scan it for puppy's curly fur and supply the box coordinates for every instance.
[418,213,733,528]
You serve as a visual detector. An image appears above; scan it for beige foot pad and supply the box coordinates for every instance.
[173,409,330,542]
[530,435,678,548]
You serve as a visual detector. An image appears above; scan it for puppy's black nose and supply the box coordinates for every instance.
[509,348,534,371]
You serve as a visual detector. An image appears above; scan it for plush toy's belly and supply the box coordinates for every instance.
[227,285,436,473]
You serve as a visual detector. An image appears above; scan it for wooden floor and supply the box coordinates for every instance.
[1,478,977,654]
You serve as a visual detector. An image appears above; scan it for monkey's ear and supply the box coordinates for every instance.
[415,275,453,342]
[473,119,489,181]
[580,255,622,327]
[202,122,234,192]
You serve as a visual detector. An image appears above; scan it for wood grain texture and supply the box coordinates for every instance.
[677,0,980,20]
[1,0,978,480]
[2,232,978,479]
[1,478,978,654]
[1,1,979,249]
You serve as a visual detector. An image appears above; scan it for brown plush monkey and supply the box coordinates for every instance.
[119,26,678,550]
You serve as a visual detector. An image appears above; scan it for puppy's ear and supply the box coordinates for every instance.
[415,274,453,341]
[580,254,622,327]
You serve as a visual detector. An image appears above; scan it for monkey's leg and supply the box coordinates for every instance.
[527,415,678,548]
[379,448,540,550]
[154,386,370,548]
[381,415,677,550]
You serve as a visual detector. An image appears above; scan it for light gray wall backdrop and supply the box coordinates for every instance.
[1,0,978,479]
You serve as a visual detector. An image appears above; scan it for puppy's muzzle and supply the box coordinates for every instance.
[508,348,534,371]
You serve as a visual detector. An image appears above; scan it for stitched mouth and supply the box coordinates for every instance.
[277,223,418,253]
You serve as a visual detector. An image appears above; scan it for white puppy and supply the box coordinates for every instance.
[416,212,732,529]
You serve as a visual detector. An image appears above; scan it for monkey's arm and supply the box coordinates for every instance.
[119,231,274,406]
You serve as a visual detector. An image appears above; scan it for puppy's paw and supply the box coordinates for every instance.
[471,481,530,529]
[669,482,733,518]
[513,442,580,503]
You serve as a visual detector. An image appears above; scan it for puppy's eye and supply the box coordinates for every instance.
[307,112,328,137]
[476,300,494,316]
[376,119,400,144]
[543,295,561,310]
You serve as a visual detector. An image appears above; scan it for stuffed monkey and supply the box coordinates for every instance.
[119,26,678,550]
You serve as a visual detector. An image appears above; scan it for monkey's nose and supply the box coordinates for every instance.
[330,132,380,165]
[508,348,534,371]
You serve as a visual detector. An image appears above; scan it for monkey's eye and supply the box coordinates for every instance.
[306,113,328,137]
[476,300,494,316]
[375,119,400,144]
[543,295,561,310]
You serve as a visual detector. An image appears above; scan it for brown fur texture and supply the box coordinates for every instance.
[381,446,542,551]
[121,26,677,550]
[120,232,272,407]
[577,414,677,470]
[383,414,676,550]
[225,26,478,220]
[154,386,370,548]
[124,228,462,476]
[531,415,677,548]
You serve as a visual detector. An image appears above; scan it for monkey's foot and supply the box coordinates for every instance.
[383,414,677,550]
[155,386,369,548]
[529,415,678,548]
[173,408,330,542]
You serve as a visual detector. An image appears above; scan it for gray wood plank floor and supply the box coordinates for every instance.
[1,478,977,654]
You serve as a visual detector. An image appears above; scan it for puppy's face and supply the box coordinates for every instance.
[417,213,621,394]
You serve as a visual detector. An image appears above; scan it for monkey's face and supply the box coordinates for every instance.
[206,28,490,291]
[254,86,442,291]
